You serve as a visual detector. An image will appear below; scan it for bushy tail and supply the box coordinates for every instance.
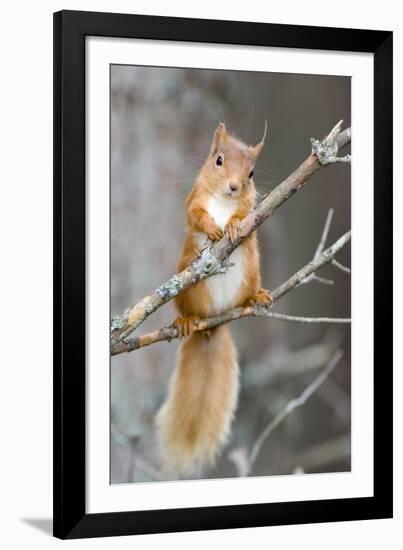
[156,325,239,476]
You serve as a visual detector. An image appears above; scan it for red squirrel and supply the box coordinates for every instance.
[156,123,272,476]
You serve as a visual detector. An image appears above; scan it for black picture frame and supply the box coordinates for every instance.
[53,9,393,539]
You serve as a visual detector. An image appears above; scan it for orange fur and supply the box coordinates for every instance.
[156,326,238,475]
[156,123,269,475]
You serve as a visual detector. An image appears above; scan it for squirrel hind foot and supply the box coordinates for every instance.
[173,315,200,339]
[244,288,273,307]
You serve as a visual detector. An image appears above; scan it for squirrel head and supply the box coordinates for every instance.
[202,122,267,199]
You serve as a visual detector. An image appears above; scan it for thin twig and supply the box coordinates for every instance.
[230,349,344,477]
[268,231,351,302]
[265,312,350,324]
[312,275,334,285]
[332,259,351,274]
[302,208,335,285]
[314,208,334,260]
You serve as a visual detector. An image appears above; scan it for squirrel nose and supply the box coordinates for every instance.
[229,183,239,192]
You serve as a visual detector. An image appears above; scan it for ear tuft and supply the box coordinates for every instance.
[211,122,228,154]
[251,120,268,158]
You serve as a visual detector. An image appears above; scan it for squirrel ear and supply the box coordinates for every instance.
[211,122,228,154]
[251,120,268,158]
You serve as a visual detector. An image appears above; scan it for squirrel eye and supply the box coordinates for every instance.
[249,169,254,179]
[216,155,223,166]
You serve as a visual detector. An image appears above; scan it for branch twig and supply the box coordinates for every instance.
[111,122,351,346]
[264,313,350,324]
[111,231,351,355]
[302,208,335,286]
[228,349,344,477]
[332,259,351,274]
[315,208,334,258]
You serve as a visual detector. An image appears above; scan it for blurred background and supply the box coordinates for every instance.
[110,64,351,484]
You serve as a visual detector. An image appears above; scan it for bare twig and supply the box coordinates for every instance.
[312,275,334,285]
[332,259,351,274]
[314,208,334,259]
[229,349,344,477]
[264,313,350,324]
[302,208,335,286]
[111,123,351,346]
[270,230,350,302]
[111,231,351,355]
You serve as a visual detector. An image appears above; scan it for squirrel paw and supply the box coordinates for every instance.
[245,288,273,307]
[206,224,223,242]
[203,216,223,241]
[173,316,200,338]
[224,217,241,244]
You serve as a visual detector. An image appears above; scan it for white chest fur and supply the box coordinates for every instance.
[207,195,237,230]
[205,195,245,314]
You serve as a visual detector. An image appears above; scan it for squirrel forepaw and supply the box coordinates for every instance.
[173,316,200,338]
[207,227,224,241]
[202,216,223,241]
[224,217,242,244]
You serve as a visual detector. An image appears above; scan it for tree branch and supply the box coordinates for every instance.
[111,122,351,346]
[228,349,344,477]
[111,231,350,355]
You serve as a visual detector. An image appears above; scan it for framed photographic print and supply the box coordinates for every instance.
[53,9,393,539]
